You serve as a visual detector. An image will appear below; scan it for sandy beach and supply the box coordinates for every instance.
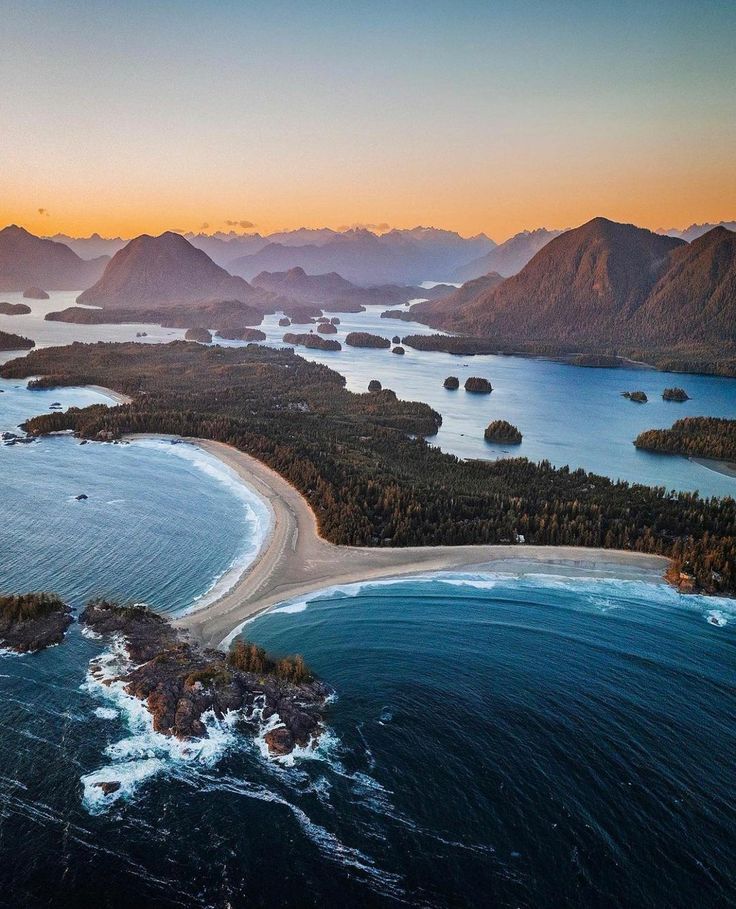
[131,436,672,648]
[692,456,736,480]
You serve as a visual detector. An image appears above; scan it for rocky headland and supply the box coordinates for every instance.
[0,592,72,653]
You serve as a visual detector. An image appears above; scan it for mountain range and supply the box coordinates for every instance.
[0,226,109,291]
[658,221,736,243]
[451,228,565,281]
[413,218,736,372]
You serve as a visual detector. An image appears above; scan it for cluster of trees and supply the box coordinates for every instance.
[401,334,499,355]
[228,640,312,684]
[465,377,493,393]
[663,387,690,402]
[635,417,736,462]
[215,327,267,342]
[184,327,212,343]
[0,592,65,622]
[623,391,648,403]
[3,341,735,594]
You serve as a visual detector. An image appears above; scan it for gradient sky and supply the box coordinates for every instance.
[1,0,735,241]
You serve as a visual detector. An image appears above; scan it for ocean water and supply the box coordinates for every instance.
[2,291,735,497]
[1,303,735,906]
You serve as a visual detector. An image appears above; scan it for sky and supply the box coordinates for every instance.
[1,0,735,241]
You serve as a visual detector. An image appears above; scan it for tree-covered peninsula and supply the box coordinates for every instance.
[635,418,736,463]
[2,341,735,594]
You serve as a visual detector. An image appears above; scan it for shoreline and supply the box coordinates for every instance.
[121,435,671,648]
[691,456,736,480]
[88,385,133,405]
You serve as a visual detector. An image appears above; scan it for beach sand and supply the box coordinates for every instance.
[141,437,671,648]
[691,456,736,480]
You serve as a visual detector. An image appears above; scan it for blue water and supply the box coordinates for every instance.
[2,291,735,496]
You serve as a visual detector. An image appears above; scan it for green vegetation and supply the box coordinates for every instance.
[635,418,736,462]
[0,329,34,351]
[282,332,341,351]
[228,639,312,683]
[663,387,690,402]
[443,376,459,390]
[623,391,648,403]
[484,420,522,444]
[2,341,735,594]
[465,377,492,393]
[0,592,66,622]
[345,331,391,349]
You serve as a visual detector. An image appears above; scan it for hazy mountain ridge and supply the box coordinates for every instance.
[452,228,565,281]
[658,221,736,243]
[0,226,109,291]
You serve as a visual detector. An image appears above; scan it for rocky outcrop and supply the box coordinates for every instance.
[81,600,331,754]
[184,327,212,343]
[345,331,391,349]
[484,420,522,444]
[464,377,492,393]
[214,327,267,342]
[443,376,459,390]
[0,592,72,653]
[0,301,31,315]
[23,286,49,299]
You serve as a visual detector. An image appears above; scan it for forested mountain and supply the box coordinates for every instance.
[0,226,109,291]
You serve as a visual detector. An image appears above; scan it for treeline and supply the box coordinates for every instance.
[3,341,735,594]
[635,417,736,462]
[0,329,34,351]
[0,592,66,622]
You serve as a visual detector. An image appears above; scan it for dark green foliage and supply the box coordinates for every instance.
[443,376,459,390]
[484,420,522,444]
[0,329,34,351]
[345,332,391,349]
[228,640,312,683]
[0,592,66,622]
[465,376,492,393]
[663,387,690,402]
[635,418,736,461]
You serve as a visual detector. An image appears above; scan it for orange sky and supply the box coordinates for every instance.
[2,2,734,242]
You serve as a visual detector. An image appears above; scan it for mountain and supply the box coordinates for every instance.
[632,227,736,344]
[48,233,128,259]
[659,221,736,243]
[417,218,685,344]
[0,225,109,291]
[452,228,564,281]
[410,272,505,322]
[251,266,447,311]
[76,232,267,310]
[228,227,494,285]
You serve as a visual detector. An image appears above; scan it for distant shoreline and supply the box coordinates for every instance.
[691,456,736,480]
[112,435,669,649]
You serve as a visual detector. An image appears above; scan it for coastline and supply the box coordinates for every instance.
[691,456,736,480]
[126,436,671,648]
[88,385,133,405]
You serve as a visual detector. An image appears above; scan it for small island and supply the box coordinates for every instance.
[392,335,401,344]
[282,332,341,351]
[23,286,49,300]
[81,599,331,759]
[465,376,493,394]
[368,379,382,392]
[392,345,405,355]
[278,317,291,327]
[316,322,338,334]
[330,317,340,325]
[0,592,72,653]
[484,420,523,444]
[345,331,391,349]
[622,390,648,403]
[402,334,498,355]
[214,327,266,342]
[0,329,35,351]
[184,327,212,343]
[443,376,460,390]
[380,309,415,322]
[663,387,690,402]
[0,302,32,316]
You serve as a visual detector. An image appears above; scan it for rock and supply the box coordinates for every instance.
[264,726,294,756]
[23,287,49,300]
[443,376,460,390]
[0,302,32,316]
[392,335,401,344]
[75,494,88,500]
[464,377,492,393]
[95,781,121,795]
[391,345,405,355]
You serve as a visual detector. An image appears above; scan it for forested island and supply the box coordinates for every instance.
[2,341,735,595]
[484,420,523,444]
[0,592,72,653]
[184,327,212,343]
[635,418,736,463]
[465,377,493,393]
[623,391,648,403]
[215,327,266,342]
[443,376,460,390]
[81,599,329,759]
[663,387,690,402]
[401,334,499,355]
[282,332,341,351]
[0,329,35,350]
[345,332,391,349]
[0,302,31,315]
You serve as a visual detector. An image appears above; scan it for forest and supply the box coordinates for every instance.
[635,417,736,462]
[2,340,734,595]
[0,329,34,350]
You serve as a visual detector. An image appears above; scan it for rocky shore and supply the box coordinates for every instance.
[81,600,331,757]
